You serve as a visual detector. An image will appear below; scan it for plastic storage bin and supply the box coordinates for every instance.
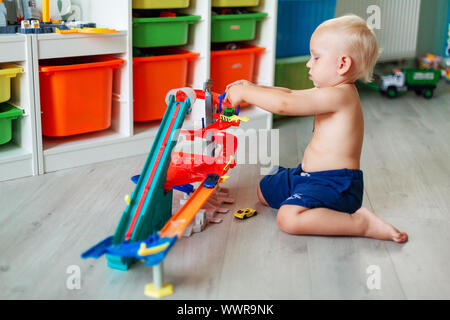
[132,0,190,9]
[275,56,314,90]
[276,0,336,58]
[0,64,23,103]
[211,12,267,43]
[210,44,265,94]
[132,14,201,48]
[0,103,24,145]
[212,0,260,7]
[133,49,199,122]
[39,55,124,137]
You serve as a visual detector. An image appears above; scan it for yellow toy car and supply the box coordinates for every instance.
[234,208,257,220]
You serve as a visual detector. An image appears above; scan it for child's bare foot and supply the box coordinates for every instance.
[356,207,408,243]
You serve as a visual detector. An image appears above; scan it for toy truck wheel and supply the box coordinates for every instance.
[387,86,397,98]
[422,88,433,99]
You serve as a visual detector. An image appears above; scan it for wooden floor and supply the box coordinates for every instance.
[1,83,449,300]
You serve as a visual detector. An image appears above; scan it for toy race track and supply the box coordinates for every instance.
[82,84,247,298]
[159,182,218,239]
[106,90,193,271]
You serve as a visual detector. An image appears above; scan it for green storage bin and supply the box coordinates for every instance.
[0,64,23,103]
[0,103,24,145]
[273,56,314,120]
[132,0,190,9]
[132,15,201,48]
[212,0,260,7]
[211,12,267,43]
[275,55,314,90]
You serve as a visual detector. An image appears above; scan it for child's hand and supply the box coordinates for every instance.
[224,84,245,107]
[224,80,252,107]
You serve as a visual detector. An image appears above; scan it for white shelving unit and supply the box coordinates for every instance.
[32,0,134,174]
[1,0,277,180]
[0,34,38,181]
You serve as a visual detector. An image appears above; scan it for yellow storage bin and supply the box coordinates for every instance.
[212,0,260,7]
[132,0,190,9]
[0,64,23,103]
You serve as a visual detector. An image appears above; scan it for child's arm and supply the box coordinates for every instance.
[226,80,292,94]
[225,82,349,116]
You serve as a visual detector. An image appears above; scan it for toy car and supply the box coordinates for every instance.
[219,107,236,122]
[377,68,440,99]
[204,173,220,188]
[234,208,257,220]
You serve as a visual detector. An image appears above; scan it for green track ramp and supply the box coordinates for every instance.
[107,95,191,270]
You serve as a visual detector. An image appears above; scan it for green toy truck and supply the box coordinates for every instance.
[378,68,441,99]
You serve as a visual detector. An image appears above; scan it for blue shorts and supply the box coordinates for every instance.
[259,164,363,214]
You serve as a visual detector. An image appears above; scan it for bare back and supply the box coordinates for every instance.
[301,84,364,172]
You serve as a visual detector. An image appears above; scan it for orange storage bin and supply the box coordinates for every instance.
[39,55,124,137]
[210,44,265,94]
[133,49,199,122]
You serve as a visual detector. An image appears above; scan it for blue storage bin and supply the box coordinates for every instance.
[276,0,336,58]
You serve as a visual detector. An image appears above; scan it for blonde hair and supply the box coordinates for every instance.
[316,14,379,82]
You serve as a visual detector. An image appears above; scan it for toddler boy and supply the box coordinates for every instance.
[225,15,408,243]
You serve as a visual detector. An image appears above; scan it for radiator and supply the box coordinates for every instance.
[335,0,421,61]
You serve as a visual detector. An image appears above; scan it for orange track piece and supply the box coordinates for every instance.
[159,183,217,239]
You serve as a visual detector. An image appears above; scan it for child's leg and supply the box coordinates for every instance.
[276,205,408,243]
[257,183,269,206]
[258,177,407,243]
